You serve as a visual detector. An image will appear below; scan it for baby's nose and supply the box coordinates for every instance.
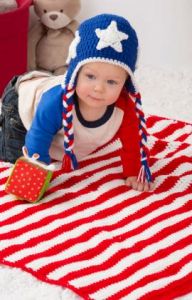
[94,82,104,92]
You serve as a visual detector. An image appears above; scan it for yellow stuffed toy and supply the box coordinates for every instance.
[28,0,81,75]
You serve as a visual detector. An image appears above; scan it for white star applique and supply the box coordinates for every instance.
[66,31,81,64]
[95,21,129,53]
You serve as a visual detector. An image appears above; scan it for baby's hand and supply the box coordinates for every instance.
[125,176,154,192]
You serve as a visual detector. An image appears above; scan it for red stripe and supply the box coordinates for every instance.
[175,133,191,142]
[152,122,186,139]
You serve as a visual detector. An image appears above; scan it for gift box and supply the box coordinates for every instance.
[0,0,32,96]
[5,156,52,203]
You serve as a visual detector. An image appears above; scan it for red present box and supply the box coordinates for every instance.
[5,156,52,203]
[0,0,32,96]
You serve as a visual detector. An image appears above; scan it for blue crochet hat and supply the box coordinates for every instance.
[62,13,152,183]
[65,13,138,91]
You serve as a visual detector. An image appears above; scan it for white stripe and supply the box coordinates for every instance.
[43,156,120,190]
[20,191,192,270]
[0,183,6,191]
[80,139,122,161]
[48,222,191,281]
[185,134,192,144]
[164,144,191,158]
[154,141,180,159]
[43,164,122,203]
[162,125,192,142]
[0,177,122,235]
[90,245,192,299]
[136,102,142,111]
[141,138,147,147]
[147,135,157,150]
[66,111,72,118]
[122,261,192,300]
[151,160,192,175]
[65,91,74,99]
[148,119,176,135]
[140,119,146,129]
[63,119,68,127]
[0,196,35,216]
[154,141,190,159]
[64,136,69,143]
[0,162,121,225]
[154,174,192,192]
[68,128,73,135]
[0,161,13,168]
[62,100,67,108]
[0,168,12,180]
[0,194,15,203]
[66,146,73,152]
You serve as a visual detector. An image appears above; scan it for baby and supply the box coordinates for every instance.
[0,14,154,192]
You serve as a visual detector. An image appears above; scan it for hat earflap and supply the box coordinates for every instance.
[129,90,152,183]
[62,85,78,172]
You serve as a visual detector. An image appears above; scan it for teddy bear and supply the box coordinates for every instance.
[28,0,81,75]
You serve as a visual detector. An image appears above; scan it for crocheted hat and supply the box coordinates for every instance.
[62,13,152,183]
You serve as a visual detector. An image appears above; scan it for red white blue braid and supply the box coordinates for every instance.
[130,92,152,183]
[62,85,78,171]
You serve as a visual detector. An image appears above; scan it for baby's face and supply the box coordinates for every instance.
[76,61,127,109]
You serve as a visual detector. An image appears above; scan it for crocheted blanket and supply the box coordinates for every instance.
[0,115,192,300]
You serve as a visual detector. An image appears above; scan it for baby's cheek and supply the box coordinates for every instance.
[76,82,90,95]
[107,89,121,103]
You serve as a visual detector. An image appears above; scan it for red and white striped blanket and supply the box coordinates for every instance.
[0,115,192,300]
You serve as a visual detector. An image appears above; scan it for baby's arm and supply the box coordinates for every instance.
[25,85,63,164]
[117,93,153,191]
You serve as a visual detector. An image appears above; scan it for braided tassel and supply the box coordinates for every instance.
[131,92,153,183]
[62,150,78,172]
[137,157,152,183]
[62,152,71,172]
[62,85,78,172]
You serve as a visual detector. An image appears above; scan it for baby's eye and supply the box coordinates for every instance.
[85,73,96,80]
[107,79,118,85]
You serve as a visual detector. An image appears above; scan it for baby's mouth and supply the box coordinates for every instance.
[89,95,102,101]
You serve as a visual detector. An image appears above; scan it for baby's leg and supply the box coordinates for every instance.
[0,76,26,163]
